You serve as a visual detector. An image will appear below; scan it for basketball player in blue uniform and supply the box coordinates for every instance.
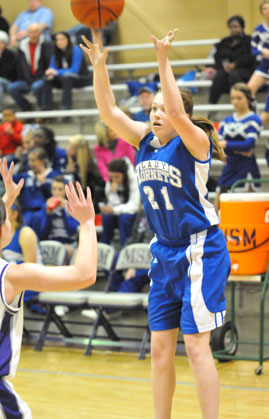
[81,29,230,418]
[215,83,263,210]
[0,159,97,418]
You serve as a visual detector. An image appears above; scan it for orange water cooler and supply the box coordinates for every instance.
[219,193,269,275]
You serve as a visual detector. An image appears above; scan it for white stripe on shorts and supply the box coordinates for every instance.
[186,230,225,333]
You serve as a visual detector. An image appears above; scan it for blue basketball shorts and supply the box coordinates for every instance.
[148,226,231,334]
[254,59,269,79]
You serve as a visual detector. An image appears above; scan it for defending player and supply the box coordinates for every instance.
[0,159,97,418]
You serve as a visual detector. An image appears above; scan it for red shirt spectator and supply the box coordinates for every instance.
[0,108,23,155]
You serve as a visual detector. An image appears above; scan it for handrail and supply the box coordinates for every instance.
[7,102,267,121]
[108,38,219,52]
[89,58,214,72]
[230,178,269,192]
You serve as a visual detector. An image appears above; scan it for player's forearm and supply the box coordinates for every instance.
[93,64,117,122]
[157,55,186,119]
[74,220,97,285]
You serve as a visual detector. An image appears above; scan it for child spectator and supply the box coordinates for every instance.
[13,128,35,174]
[43,31,91,111]
[13,147,60,230]
[33,126,67,172]
[133,86,156,123]
[100,158,140,246]
[214,83,262,210]
[0,107,23,161]
[35,175,79,262]
[94,120,135,182]
[65,134,105,211]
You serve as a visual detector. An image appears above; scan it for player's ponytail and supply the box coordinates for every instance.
[180,89,226,163]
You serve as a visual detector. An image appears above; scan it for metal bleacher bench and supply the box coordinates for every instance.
[29,243,151,359]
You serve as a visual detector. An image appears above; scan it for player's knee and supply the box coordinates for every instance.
[151,339,174,369]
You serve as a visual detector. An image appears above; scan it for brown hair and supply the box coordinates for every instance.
[260,0,269,13]
[180,89,226,163]
[230,82,254,110]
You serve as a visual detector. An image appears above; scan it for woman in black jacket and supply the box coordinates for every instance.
[208,15,256,108]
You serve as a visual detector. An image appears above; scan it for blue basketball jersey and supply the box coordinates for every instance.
[252,23,269,60]
[2,228,43,265]
[136,132,219,241]
[0,259,24,379]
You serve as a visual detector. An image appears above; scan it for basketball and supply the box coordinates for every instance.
[70,0,125,29]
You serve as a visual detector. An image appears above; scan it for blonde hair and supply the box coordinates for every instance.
[68,134,93,190]
[260,0,269,13]
[94,120,109,148]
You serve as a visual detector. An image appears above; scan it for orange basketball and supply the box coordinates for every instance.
[70,0,125,29]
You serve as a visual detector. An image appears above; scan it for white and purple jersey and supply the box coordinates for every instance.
[0,258,23,380]
[136,132,219,242]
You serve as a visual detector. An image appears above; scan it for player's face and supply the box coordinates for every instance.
[51,181,66,199]
[150,92,177,142]
[230,89,249,113]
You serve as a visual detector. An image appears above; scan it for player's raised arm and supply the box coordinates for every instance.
[151,29,210,160]
[80,30,150,149]
[4,181,97,303]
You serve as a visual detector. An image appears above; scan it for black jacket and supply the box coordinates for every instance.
[214,33,256,73]
[17,36,52,84]
[0,48,16,81]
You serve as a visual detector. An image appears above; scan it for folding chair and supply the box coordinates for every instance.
[84,243,152,357]
[32,243,116,351]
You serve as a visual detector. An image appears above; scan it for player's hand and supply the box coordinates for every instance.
[151,29,178,55]
[80,31,109,68]
[65,181,95,224]
[0,159,24,209]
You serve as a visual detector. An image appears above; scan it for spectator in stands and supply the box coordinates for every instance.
[7,23,52,111]
[100,158,140,246]
[35,175,79,262]
[0,31,17,111]
[208,15,255,113]
[94,120,135,182]
[0,5,9,35]
[69,21,117,47]
[133,86,156,123]
[13,128,35,173]
[108,207,153,293]
[266,139,269,165]
[1,199,43,308]
[42,31,91,111]
[0,107,23,161]
[33,126,67,172]
[13,146,60,230]
[214,83,262,211]
[248,1,269,104]
[65,134,105,211]
[9,0,53,46]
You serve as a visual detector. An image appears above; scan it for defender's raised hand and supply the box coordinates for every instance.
[0,159,24,209]
[65,181,95,225]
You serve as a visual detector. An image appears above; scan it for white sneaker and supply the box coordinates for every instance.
[54,305,69,317]
[81,309,98,320]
